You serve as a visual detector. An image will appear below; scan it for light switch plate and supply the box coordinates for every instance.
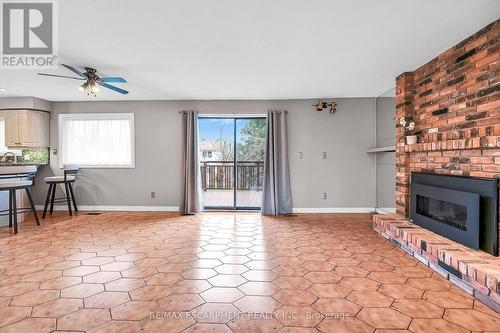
[322,152,327,159]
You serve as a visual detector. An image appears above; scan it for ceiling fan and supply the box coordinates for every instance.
[38,64,128,96]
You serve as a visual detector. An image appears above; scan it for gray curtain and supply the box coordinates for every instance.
[180,110,203,214]
[262,110,292,215]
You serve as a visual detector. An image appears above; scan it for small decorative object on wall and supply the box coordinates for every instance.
[399,117,417,144]
[312,99,337,114]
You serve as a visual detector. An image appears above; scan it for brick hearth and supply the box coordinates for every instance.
[373,213,500,312]
[394,19,500,246]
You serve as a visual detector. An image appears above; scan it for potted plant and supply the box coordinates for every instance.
[399,117,417,144]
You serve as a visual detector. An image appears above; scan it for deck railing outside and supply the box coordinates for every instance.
[201,161,264,191]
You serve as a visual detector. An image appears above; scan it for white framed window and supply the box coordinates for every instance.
[59,113,135,168]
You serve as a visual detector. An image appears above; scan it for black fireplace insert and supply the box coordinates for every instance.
[410,172,498,256]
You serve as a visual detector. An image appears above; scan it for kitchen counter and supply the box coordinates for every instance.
[0,163,47,166]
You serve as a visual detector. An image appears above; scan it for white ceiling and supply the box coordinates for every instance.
[1,0,499,101]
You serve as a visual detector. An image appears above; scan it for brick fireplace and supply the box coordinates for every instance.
[374,19,500,310]
[395,19,499,241]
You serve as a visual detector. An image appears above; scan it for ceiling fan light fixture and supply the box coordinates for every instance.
[90,84,100,94]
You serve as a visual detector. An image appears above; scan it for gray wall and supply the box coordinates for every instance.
[375,97,396,210]
[32,99,377,210]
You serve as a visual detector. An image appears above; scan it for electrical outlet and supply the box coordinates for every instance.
[323,192,328,200]
[150,192,156,199]
[52,149,57,155]
[299,152,304,159]
[23,155,30,161]
[428,127,439,134]
[322,152,327,159]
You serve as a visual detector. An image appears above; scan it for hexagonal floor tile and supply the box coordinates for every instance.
[208,274,247,287]
[83,271,121,284]
[443,308,500,331]
[318,317,374,333]
[392,299,444,318]
[215,264,249,275]
[238,281,279,296]
[158,293,205,311]
[191,303,240,323]
[87,320,143,333]
[183,323,232,333]
[234,296,281,313]
[145,273,183,286]
[377,283,423,299]
[273,277,312,289]
[201,287,245,303]
[142,314,196,332]
[61,283,104,298]
[409,318,468,333]
[356,308,411,329]
[181,268,218,279]
[307,283,351,298]
[111,301,159,321]
[121,266,158,278]
[405,277,450,292]
[273,290,317,306]
[228,316,282,333]
[84,291,130,308]
[311,298,361,316]
[303,271,342,284]
[10,289,60,306]
[0,306,31,327]
[347,291,394,307]
[274,306,322,327]
[32,298,83,317]
[0,318,55,333]
[105,278,145,292]
[57,308,111,331]
[422,291,474,309]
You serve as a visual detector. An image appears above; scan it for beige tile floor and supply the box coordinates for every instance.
[0,212,498,332]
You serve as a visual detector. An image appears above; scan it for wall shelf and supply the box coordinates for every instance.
[366,146,395,153]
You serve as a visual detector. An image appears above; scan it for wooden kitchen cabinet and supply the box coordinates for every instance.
[3,110,49,148]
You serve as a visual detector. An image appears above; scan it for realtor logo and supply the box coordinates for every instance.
[1,0,58,68]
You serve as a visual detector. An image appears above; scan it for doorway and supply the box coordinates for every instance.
[198,116,266,210]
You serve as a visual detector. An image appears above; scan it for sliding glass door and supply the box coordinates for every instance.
[199,117,266,210]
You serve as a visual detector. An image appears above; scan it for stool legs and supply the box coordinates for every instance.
[42,184,53,219]
[69,183,78,212]
[25,188,40,226]
[8,190,12,228]
[64,183,72,216]
[12,190,17,234]
[43,182,78,218]
[49,184,56,214]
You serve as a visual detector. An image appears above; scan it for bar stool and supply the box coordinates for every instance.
[42,165,79,218]
[0,166,40,234]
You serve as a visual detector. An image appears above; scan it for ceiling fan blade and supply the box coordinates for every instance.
[38,73,85,80]
[61,64,85,77]
[100,77,127,83]
[98,82,129,94]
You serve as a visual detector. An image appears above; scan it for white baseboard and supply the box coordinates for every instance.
[292,207,375,213]
[35,205,180,212]
[375,207,396,214]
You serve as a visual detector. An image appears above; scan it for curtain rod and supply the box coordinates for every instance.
[178,110,288,114]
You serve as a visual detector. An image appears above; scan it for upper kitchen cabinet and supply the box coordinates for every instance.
[3,110,50,148]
